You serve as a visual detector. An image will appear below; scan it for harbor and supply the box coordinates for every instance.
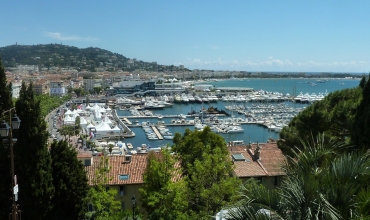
[64,78,360,153]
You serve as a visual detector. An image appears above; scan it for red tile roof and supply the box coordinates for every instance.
[85,155,148,186]
[228,142,286,178]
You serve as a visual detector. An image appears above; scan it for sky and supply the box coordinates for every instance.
[1,0,370,73]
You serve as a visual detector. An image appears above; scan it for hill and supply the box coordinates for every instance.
[0,44,186,72]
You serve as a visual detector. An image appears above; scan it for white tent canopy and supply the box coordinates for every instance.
[112,125,121,133]
[95,122,112,132]
[64,115,75,125]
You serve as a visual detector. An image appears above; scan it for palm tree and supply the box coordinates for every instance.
[227,134,370,220]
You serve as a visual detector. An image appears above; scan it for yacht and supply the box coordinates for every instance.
[195,96,203,103]
[144,102,165,109]
[188,95,195,102]
[174,94,182,104]
[181,94,189,104]
[116,97,142,105]
[225,125,244,133]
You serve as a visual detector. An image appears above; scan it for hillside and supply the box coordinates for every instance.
[0,44,185,72]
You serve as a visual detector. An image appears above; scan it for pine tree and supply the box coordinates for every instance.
[352,74,370,149]
[47,140,89,220]
[0,58,13,218]
[14,82,54,219]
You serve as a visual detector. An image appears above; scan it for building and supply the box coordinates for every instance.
[11,82,22,98]
[33,79,50,95]
[84,154,148,213]
[110,80,185,96]
[49,81,66,96]
[84,79,96,92]
[228,141,285,188]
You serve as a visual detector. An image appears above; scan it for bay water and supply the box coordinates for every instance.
[117,78,360,148]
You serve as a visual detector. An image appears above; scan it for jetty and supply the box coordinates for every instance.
[151,126,163,140]
[122,117,132,125]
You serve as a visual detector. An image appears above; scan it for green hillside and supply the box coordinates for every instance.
[0,44,186,72]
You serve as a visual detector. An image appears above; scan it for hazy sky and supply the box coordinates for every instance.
[1,1,369,72]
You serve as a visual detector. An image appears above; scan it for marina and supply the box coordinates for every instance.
[64,78,360,153]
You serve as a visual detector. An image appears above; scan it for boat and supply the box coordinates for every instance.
[188,95,195,102]
[174,94,182,103]
[163,135,174,140]
[126,143,134,149]
[194,96,203,103]
[225,125,244,133]
[181,94,189,104]
[144,102,165,109]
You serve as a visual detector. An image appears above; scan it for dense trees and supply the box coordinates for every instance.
[140,148,188,219]
[47,140,89,220]
[279,86,363,156]
[0,58,14,218]
[352,74,370,149]
[0,57,89,219]
[14,82,55,219]
[140,127,240,219]
[36,93,70,118]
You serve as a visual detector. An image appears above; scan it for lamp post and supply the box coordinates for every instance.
[0,107,21,220]
[131,195,136,220]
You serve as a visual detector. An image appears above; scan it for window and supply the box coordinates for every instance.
[88,204,93,211]
[119,186,125,196]
[121,202,125,210]
[119,174,129,181]
[274,176,279,187]
[84,159,91,166]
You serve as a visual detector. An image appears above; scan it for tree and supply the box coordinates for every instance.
[75,116,81,136]
[59,125,74,141]
[352,74,370,149]
[47,140,89,220]
[0,58,14,218]
[140,148,188,220]
[14,82,54,219]
[85,156,122,220]
[172,126,240,218]
[279,87,362,156]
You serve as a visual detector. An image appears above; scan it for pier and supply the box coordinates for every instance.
[122,117,132,125]
[151,126,163,140]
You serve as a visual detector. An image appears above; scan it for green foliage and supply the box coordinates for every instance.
[172,126,241,217]
[0,58,13,218]
[85,156,122,220]
[14,82,55,219]
[228,134,370,220]
[36,93,71,118]
[0,44,191,72]
[59,125,75,141]
[73,88,87,97]
[47,140,89,220]
[140,148,188,220]
[93,86,103,94]
[279,87,362,156]
[75,116,81,136]
[352,75,370,149]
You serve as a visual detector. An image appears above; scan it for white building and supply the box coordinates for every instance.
[49,81,66,96]
[12,82,22,98]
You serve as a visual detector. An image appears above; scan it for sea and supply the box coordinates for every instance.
[116,78,360,149]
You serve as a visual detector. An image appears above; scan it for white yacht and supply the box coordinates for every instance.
[188,95,195,102]
[225,125,244,133]
[181,93,189,103]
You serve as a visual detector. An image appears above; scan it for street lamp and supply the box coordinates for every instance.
[0,108,21,220]
[131,195,136,220]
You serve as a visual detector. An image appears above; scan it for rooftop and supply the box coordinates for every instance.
[228,142,286,178]
[85,155,148,185]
